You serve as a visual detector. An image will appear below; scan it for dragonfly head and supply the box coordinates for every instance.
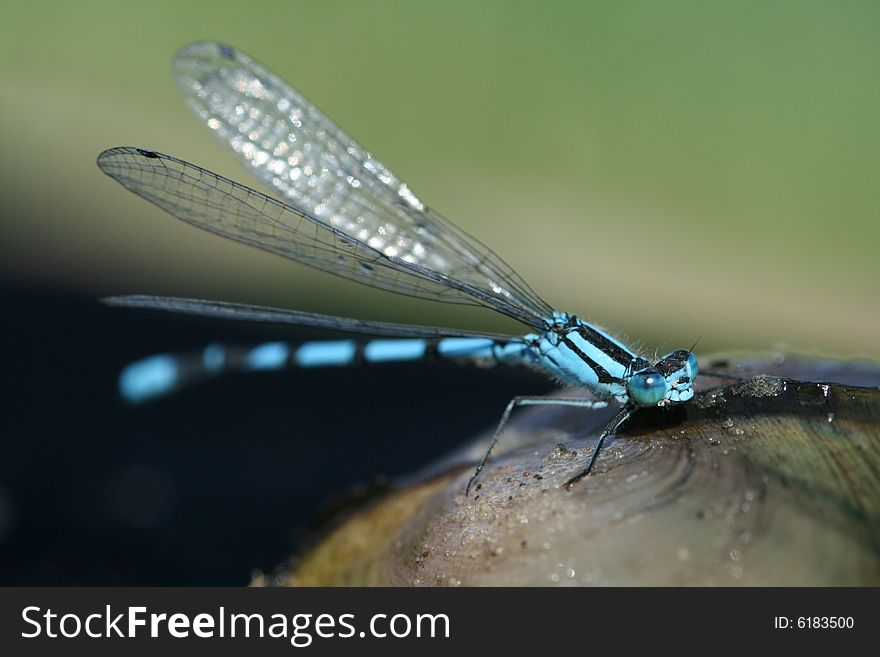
[626,349,698,407]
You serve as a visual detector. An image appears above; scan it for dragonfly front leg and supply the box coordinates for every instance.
[466,396,609,497]
[563,405,632,489]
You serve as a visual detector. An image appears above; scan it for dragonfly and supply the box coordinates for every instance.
[99,41,708,496]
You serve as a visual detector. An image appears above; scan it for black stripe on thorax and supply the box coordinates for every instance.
[573,323,636,368]
[559,334,618,384]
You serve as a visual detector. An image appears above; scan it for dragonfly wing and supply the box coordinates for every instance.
[99,147,539,323]
[98,147,546,328]
[104,295,520,340]
[171,41,554,328]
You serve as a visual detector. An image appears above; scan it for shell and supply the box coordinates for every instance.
[261,352,880,586]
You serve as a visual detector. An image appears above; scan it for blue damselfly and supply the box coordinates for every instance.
[99,42,712,495]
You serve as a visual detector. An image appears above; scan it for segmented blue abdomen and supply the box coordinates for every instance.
[119,336,535,403]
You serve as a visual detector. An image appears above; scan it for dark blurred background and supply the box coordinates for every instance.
[0,1,877,584]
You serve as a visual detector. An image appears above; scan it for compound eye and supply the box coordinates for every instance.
[627,369,669,406]
[686,351,699,380]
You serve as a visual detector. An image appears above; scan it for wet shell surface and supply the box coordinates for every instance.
[259,352,880,586]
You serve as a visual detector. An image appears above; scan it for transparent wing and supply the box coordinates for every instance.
[98,146,544,327]
[104,294,519,340]
[171,40,554,327]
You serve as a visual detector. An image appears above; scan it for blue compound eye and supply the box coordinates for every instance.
[686,351,699,380]
[627,369,669,406]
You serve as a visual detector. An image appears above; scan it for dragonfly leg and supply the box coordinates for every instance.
[563,405,632,489]
[466,395,609,497]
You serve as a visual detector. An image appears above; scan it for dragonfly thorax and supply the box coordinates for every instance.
[532,313,698,408]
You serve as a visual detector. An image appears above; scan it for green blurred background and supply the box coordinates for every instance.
[1,0,878,359]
